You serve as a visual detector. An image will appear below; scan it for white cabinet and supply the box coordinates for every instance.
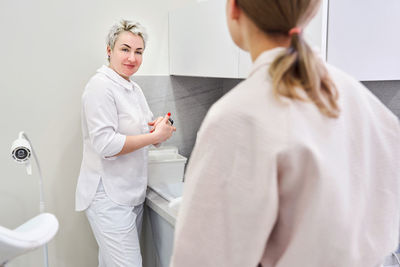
[326,0,400,81]
[170,0,400,81]
[169,0,238,77]
[169,0,328,78]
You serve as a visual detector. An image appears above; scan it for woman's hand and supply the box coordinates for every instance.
[152,114,176,144]
[148,116,164,133]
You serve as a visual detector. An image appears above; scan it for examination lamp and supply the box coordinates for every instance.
[10,131,50,267]
[11,132,33,174]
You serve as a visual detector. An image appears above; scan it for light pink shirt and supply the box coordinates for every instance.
[76,65,153,211]
[170,48,400,267]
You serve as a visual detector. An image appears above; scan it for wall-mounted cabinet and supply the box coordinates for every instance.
[326,0,400,81]
[169,0,237,78]
[169,0,400,81]
[169,0,328,78]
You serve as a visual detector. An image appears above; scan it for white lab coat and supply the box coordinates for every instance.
[76,65,153,211]
[170,47,400,267]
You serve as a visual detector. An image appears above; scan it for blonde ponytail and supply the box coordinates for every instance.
[269,33,340,118]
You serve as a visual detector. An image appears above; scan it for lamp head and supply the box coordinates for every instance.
[11,137,31,163]
[11,132,32,174]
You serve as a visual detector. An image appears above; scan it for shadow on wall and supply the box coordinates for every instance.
[170,76,224,158]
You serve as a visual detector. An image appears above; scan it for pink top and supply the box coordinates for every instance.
[170,48,400,267]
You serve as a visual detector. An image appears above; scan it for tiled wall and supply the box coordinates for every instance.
[363,81,400,118]
[135,75,399,158]
[134,76,242,158]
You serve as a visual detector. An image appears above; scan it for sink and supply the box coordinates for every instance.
[148,182,183,202]
[148,146,187,188]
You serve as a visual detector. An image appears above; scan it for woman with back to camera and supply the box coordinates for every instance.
[170,0,400,266]
[75,20,175,267]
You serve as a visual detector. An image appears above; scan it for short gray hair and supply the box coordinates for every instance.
[106,20,148,50]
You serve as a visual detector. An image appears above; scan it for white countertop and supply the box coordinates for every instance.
[145,187,180,226]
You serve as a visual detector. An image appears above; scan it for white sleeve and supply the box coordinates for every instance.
[170,107,280,267]
[82,85,126,159]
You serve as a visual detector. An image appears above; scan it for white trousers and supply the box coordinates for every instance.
[86,180,144,267]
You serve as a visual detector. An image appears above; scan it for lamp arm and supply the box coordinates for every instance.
[19,132,45,213]
[19,132,49,267]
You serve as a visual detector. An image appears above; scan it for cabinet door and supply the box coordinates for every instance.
[327,0,400,81]
[169,0,328,78]
[169,0,238,77]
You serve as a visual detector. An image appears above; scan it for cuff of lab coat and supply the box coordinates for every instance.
[103,134,126,160]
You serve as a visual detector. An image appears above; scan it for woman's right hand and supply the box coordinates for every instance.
[148,116,164,133]
[152,114,176,144]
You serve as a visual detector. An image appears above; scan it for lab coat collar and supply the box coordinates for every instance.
[97,65,134,91]
[248,47,287,78]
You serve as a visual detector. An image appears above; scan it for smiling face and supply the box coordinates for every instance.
[107,31,144,80]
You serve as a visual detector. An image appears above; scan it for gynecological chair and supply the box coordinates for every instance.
[0,213,58,266]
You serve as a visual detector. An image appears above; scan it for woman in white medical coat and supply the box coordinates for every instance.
[170,0,400,266]
[75,20,175,267]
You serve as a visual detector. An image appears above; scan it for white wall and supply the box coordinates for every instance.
[0,0,191,266]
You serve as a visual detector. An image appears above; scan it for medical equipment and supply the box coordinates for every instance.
[0,213,58,267]
[10,132,32,174]
[150,113,174,133]
[167,112,174,125]
[9,131,52,267]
